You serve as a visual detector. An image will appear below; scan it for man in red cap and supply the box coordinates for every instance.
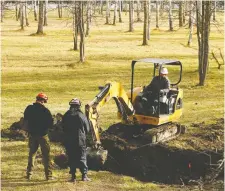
[24,93,54,180]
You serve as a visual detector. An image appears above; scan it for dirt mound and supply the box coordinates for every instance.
[101,119,224,184]
[1,113,65,142]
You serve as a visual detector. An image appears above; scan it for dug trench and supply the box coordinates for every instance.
[2,116,224,185]
[100,123,224,184]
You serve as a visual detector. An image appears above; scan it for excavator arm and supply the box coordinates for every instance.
[85,82,134,147]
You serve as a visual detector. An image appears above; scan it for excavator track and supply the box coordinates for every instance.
[142,122,186,144]
[101,122,186,151]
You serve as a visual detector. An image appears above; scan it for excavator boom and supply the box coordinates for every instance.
[85,82,134,147]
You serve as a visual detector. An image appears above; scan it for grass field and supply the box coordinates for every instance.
[1,6,224,191]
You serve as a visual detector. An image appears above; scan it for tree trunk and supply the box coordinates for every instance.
[34,0,37,21]
[168,0,173,31]
[188,1,193,28]
[118,0,122,22]
[187,1,194,46]
[1,0,4,22]
[79,2,85,62]
[179,1,183,27]
[196,1,212,86]
[113,0,117,25]
[182,0,186,24]
[142,0,148,45]
[213,0,216,21]
[136,0,141,22]
[25,1,29,26]
[16,3,19,21]
[156,0,159,28]
[106,0,110,24]
[73,2,78,51]
[37,0,44,34]
[58,0,62,18]
[44,0,48,26]
[86,1,91,36]
[147,0,151,40]
[128,0,134,32]
[99,0,103,15]
[20,2,25,30]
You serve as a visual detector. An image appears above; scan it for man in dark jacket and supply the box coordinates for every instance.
[24,93,54,180]
[62,98,90,182]
[141,67,170,114]
[145,67,170,94]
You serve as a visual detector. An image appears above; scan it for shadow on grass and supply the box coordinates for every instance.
[1,177,58,188]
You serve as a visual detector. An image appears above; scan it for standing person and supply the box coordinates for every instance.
[62,98,91,182]
[24,93,54,180]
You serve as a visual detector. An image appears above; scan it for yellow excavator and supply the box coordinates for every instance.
[85,58,185,148]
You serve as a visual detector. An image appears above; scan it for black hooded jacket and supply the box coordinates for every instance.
[62,107,90,147]
[24,102,53,136]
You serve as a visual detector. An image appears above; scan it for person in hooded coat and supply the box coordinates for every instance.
[62,98,91,182]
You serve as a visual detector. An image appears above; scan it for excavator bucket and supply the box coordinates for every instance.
[86,147,108,170]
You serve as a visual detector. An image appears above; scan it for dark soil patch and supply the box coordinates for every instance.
[101,119,224,184]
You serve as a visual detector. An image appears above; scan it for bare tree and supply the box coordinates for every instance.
[44,0,48,26]
[78,2,85,62]
[128,0,134,32]
[20,2,25,30]
[196,0,212,86]
[113,0,118,25]
[86,1,91,36]
[156,0,159,28]
[106,0,110,24]
[168,0,173,31]
[33,0,37,21]
[147,0,151,40]
[58,0,62,18]
[118,0,122,22]
[1,0,4,22]
[213,0,216,21]
[212,49,224,69]
[142,0,148,45]
[182,0,186,24]
[136,0,141,22]
[187,1,194,46]
[25,1,29,26]
[37,0,44,34]
[179,0,184,27]
[99,0,103,15]
[73,1,78,51]
[16,3,19,21]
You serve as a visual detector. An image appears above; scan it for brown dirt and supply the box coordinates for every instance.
[100,119,224,185]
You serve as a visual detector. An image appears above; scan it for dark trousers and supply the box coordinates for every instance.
[27,135,52,178]
[65,145,88,176]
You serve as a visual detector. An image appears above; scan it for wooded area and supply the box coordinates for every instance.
[1,0,224,85]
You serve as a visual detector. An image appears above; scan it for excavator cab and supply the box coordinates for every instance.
[129,58,183,126]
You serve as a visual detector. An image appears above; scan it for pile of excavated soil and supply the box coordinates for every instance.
[1,113,64,142]
[101,119,224,184]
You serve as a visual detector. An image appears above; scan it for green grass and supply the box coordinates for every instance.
[1,8,224,191]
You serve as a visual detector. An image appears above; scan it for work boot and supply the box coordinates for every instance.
[26,174,31,181]
[82,174,91,181]
[46,176,56,181]
[69,174,76,183]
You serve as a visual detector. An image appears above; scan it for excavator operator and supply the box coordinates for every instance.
[141,67,170,114]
